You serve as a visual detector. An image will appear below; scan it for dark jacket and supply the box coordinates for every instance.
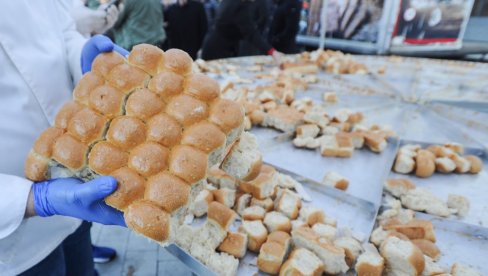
[165,1,208,59]
[269,0,302,53]
[202,0,273,60]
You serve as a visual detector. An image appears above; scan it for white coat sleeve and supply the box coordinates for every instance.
[55,0,88,85]
[0,174,32,239]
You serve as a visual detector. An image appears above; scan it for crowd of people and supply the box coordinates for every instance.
[84,0,303,60]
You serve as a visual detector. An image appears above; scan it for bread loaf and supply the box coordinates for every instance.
[24,45,254,245]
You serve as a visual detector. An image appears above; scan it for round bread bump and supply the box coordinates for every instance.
[54,101,84,130]
[162,48,193,75]
[88,84,125,119]
[126,88,165,121]
[107,63,148,94]
[147,71,184,101]
[128,142,170,177]
[25,151,50,181]
[181,121,226,153]
[146,113,183,148]
[128,44,164,76]
[107,116,146,151]
[52,134,88,171]
[73,72,104,105]
[169,145,208,184]
[67,108,108,144]
[92,51,125,79]
[145,172,190,213]
[125,200,171,242]
[166,94,209,127]
[465,155,483,174]
[106,167,146,210]
[33,127,64,158]
[209,98,245,134]
[88,141,128,175]
[185,73,220,102]
[415,150,436,178]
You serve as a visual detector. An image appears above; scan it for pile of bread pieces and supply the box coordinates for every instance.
[183,164,372,276]
[367,187,483,276]
[221,78,396,159]
[24,44,265,247]
[394,143,483,178]
[384,178,470,218]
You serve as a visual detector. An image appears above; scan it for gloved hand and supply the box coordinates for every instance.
[94,3,120,34]
[81,34,129,74]
[32,176,126,226]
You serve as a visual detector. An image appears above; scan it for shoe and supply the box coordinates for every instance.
[92,245,116,264]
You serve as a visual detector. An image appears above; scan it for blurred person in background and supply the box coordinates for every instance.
[70,0,120,38]
[203,0,220,29]
[110,0,166,50]
[165,0,208,59]
[201,0,284,61]
[0,1,127,275]
[269,0,302,53]
[238,0,272,56]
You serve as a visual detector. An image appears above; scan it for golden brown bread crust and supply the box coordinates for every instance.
[409,243,426,275]
[147,71,184,101]
[145,172,190,212]
[465,155,482,174]
[166,94,209,127]
[267,231,291,245]
[181,121,226,153]
[416,150,436,178]
[169,145,208,183]
[106,167,146,210]
[54,101,84,130]
[67,108,108,144]
[52,134,88,171]
[356,262,384,276]
[209,99,245,134]
[24,151,50,181]
[126,89,165,121]
[411,239,441,261]
[107,63,149,94]
[106,116,146,151]
[89,141,128,175]
[250,110,266,124]
[128,142,170,177]
[125,200,170,242]
[33,127,64,158]
[185,73,220,102]
[162,48,193,75]
[128,44,164,76]
[208,201,237,230]
[73,72,104,105]
[218,232,247,258]
[394,220,436,242]
[146,113,183,148]
[258,241,286,274]
[92,52,125,78]
[88,85,125,119]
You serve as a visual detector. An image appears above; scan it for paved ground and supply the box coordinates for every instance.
[91,223,193,276]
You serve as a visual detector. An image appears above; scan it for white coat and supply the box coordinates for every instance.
[0,1,87,274]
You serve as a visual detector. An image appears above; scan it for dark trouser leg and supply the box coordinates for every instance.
[62,221,95,276]
[18,244,66,276]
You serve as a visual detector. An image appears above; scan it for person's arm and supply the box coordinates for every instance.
[55,0,88,84]
[235,1,273,54]
[271,3,300,45]
[0,174,33,239]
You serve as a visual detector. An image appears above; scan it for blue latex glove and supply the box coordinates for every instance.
[81,34,129,74]
[32,176,126,226]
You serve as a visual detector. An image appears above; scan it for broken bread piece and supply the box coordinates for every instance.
[380,236,425,276]
[239,220,268,252]
[221,132,262,182]
[218,232,248,258]
[279,248,324,276]
[322,171,349,190]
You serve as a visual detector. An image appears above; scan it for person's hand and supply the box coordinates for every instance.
[71,5,108,36]
[95,3,120,34]
[81,34,129,74]
[31,176,126,226]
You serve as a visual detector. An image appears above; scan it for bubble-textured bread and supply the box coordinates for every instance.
[24,44,250,245]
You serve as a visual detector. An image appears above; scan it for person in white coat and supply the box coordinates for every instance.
[0,1,128,275]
